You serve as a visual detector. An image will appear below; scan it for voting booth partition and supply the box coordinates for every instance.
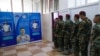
[0,12,42,47]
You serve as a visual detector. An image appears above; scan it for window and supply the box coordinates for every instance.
[43,0,46,14]
[87,0,99,4]
[36,2,41,12]
[49,0,53,12]
[68,0,75,8]
[43,0,49,14]
[12,0,22,12]
[23,0,32,12]
[45,0,49,13]
[54,0,59,11]
[76,0,86,6]
[0,0,11,12]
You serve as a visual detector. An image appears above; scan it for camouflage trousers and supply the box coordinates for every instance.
[73,37,80,56]
[79,35,89,56]
[64,35,72,50]
[57,36,64,50]
[53,36,59,48]
[90,44,100,56]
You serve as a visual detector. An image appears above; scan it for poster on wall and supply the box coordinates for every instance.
[14,13,30,45]
[0,12,16,47]
[29,13,42,41]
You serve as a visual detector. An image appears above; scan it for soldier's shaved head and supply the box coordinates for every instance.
[94,14,100,23]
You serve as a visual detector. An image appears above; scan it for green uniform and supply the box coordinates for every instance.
[77,18,92,56]
[53,21,59,48]
[57,20,64,52]
[72,20,80,56]
[90,23,100,56]
[63,19,73,54]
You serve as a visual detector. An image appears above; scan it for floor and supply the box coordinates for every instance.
[0,40,74,56]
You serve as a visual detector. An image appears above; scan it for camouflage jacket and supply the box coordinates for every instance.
[92,23,100,41]
[77,18,92,41]
[64,20,73,36]
[57,20,65,37]
[72,20,80,39]
[92,23,100,48]
[54,21,59,35]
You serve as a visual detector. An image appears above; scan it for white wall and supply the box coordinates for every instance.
[59,9,70,21]
[98,0,100,13]
[70,3,99,23]
[42,13,52,41]
[58,3,99,23]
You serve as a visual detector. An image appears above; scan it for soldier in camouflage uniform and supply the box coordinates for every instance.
[72,14,80,56]
[77,11,92,56]
[90,14,100,56]
[57,15,64,52]
[63,14,73,55]
[53,18,59,49]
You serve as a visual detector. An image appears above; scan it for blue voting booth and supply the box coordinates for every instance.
[0,12,42,47]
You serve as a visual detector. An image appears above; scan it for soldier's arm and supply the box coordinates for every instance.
[71,23,75,39]
[90,26,97,43]
[77,22,84,36]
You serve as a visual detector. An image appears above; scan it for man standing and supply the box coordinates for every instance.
[53,18,59,49]
[78,11,92,56]
[90,14,100,56]
[72,14,80,56]
[63,14,73,55]
[57,15,64,52]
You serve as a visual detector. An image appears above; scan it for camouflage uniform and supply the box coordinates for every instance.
[77,18,92,56]
[63,19,73,54]
[57,20,64,52]
[53,21,59,48]
[90,23,100,56]
[72,20,80,56]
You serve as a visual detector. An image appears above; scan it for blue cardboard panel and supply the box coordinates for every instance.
[0,12,16,47]
[29,13,42,41]
[14,13,30,45]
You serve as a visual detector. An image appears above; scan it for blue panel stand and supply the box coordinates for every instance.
[14,13,30,45]
[29,13,42,41]
[0,12,42,47]
[0,12,16,47]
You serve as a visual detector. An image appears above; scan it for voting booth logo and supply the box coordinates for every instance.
[22,15,26,19]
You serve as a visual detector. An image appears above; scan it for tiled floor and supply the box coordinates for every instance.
[0,41,73,56]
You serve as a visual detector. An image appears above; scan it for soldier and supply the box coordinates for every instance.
[63,14,73,55]
[72,14,80,56]
[53,18,59,49]
[57,15,64,52]
[78,11,92,56]
[90,14,100,56]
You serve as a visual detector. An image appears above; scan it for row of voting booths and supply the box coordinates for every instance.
[0,12,42,47]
